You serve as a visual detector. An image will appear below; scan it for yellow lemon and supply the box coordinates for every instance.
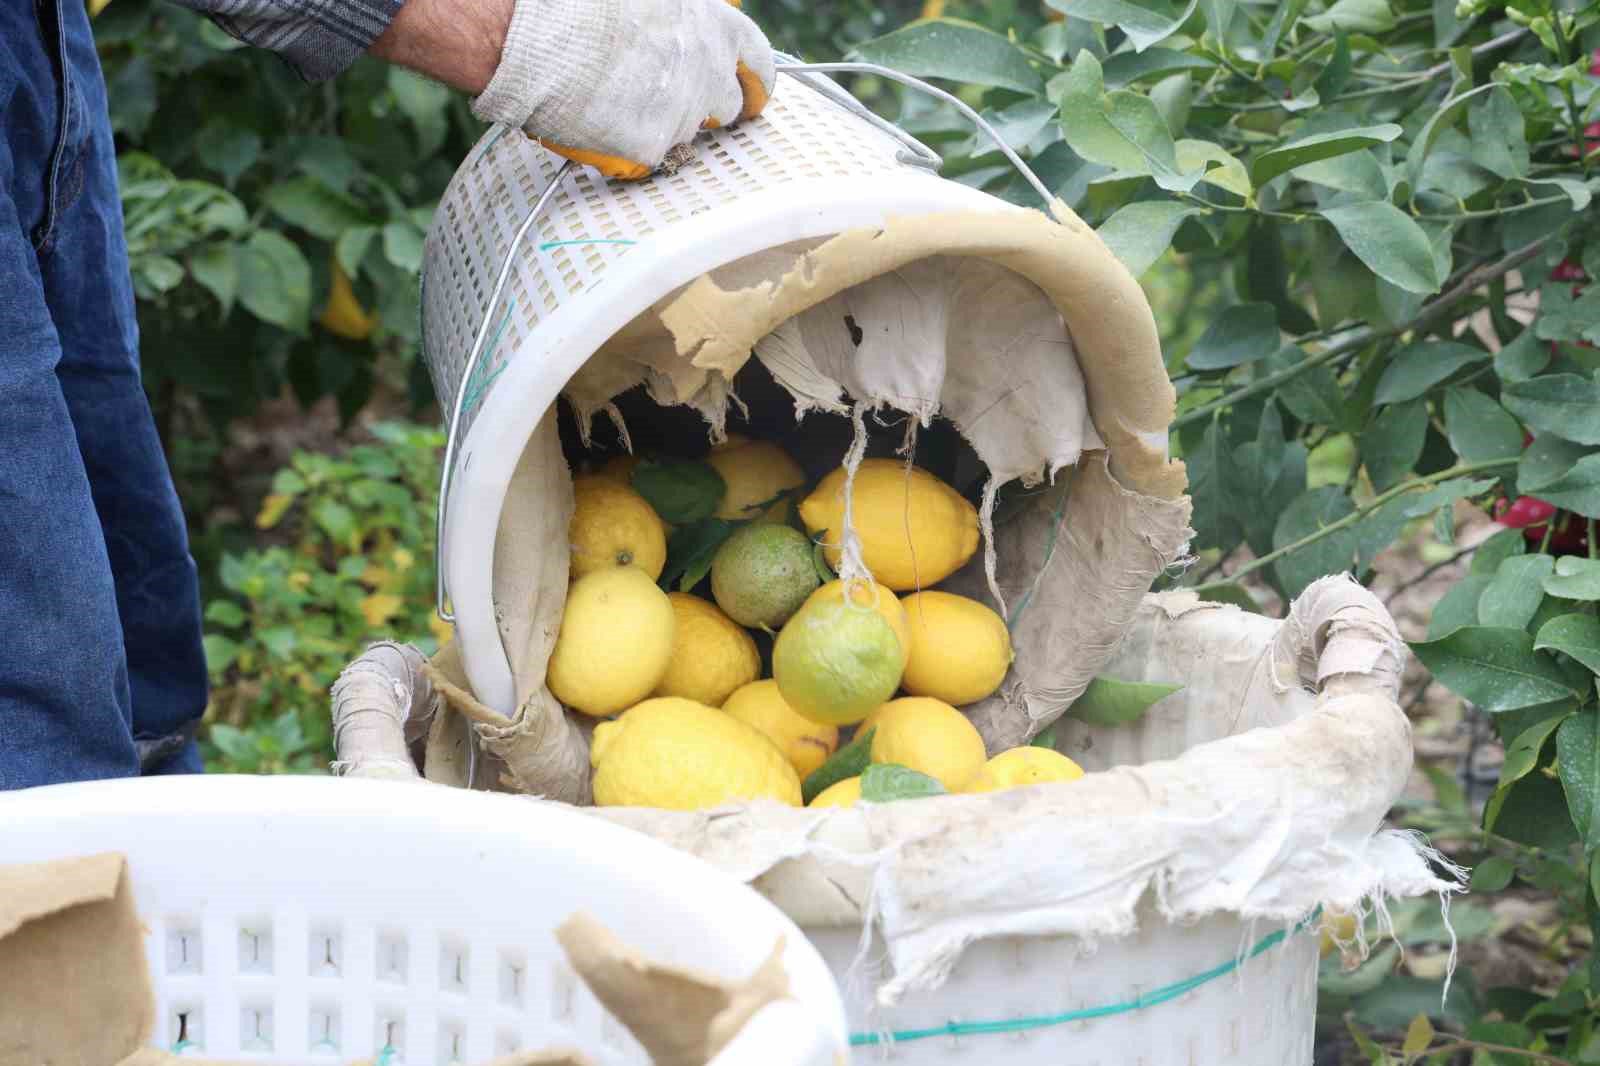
[868,697,987,791]
[319,260,378,341]
[798,459,980,591]
[653,594,760,706]
[705,440,806,523]
[773,598,905,725]
[900,591,1013,706]
[722,679,839,778]
[547,568,675,717]
[808,776,862,808]
[804,578,909,666]
[590,697,802,809]
[568,475,667,581]
[963,746,1085,793]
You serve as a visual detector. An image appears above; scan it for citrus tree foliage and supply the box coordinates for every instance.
[844,0,1598,1054]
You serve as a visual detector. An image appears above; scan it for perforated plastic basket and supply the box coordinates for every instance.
[420,61,1052,714]
[0,776,848,1065]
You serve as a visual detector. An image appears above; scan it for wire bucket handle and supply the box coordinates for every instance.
[435,59,1055,622]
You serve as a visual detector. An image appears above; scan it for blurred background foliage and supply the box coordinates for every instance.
[96,0,1599,1058]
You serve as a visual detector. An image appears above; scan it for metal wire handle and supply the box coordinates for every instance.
[434,59,1056,623]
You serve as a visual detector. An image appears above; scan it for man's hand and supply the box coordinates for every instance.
[472,0,776,177]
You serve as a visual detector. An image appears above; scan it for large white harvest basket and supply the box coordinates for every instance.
[0,776,848,1065]
[368,57,1463,1066]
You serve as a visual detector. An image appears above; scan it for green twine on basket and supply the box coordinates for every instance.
[849,908,1321,1048]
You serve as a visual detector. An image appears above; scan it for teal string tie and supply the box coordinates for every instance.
[376,1045,397,1065]
[849,908,1321,1048]
[537,239,638,251]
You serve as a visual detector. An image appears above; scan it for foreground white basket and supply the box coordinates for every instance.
[0,776,848,1065]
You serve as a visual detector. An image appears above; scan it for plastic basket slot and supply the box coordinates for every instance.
[550,960,578,1023]
[376,931,408,985]
[167,923,203,975]
[437,1019,466,1065]
[237,919,273,976]
[239,1002,274,1053]
[496,1030,522,1057]
[308,1003,341,1057]
[309,926,341,978]
[438,939,470,996]
[374,1009,407,1064]
[497,949,527,1009]
[169,1003,204,1053]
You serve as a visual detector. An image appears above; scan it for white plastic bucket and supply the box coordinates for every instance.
[419,65,1043,715]
[0,776,848,1065]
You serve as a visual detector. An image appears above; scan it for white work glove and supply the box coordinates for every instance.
[472,0,777,179]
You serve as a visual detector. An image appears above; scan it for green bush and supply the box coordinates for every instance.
[200,422,446,773]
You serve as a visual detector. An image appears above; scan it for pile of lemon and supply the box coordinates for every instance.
[547,434,1085,811]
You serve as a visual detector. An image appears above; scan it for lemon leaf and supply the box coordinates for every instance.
[255,492,294,530]
[861,763,946,802]
[1401,1013,1434,1058]
[631,460,726,525]
[803,726,876,804]
[661,517,740,593]
[1070,677,1182,726]
[1029,723,1058,749]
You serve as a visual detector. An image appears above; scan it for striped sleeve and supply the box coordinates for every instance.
[169,0,405,82]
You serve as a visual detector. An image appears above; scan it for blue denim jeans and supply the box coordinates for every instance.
[2,0,207,787]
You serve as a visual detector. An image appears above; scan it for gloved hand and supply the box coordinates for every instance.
[472,0,776,179]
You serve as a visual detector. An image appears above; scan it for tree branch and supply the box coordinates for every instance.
[1173,237,1551,429]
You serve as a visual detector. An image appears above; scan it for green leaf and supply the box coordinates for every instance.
[1174,139,1252,198]
[802,727,875,804]
[1187,418,1243,551]
[1469,855,1515,892]
[1314,30,1353,99]
[1363,400,1426,491]
[1535,285,1600,344]
[204,599,247,628]
[195,123,261,187]
[1372,341,1489,404]
[1557,709,1600,849]
[1346,1016,1394,1066]
[1274,348,1346,427]
[1054,52,1202,193]
[860,763,947,802]
[1478,555,1555,630]
[1471,528,1526,575]
[1197,583,1260,612]
[632,460,726,525]
[1185,303,1280,371]
[311,500,357,543]
[189,243,237,316]
[1519,434,1591,491]
[1524,455,1600,519]
[1489,770,1579,850]
[1071,677,1182,727]
[1100,49,1217,87]
[1303,0,1395,33]
[1095,201,1202,277]
[1497,702,1572,790]
[265,177,370,240]
[237,230,311,334]
[1442,387,1525,464]
[336,226,379,279]
[659,517,737,592]
[850,20,1044,93]
[1402,1014,1435,1059]
[1273,486,1359,597]
[1504,374,1600,446]
[1518,176,1593,212]
[1059,0,1200,50]
[381,221,425,274]
[1545,557,1600,601]
[1427,573,1492,639]
[1494,329,1551,383]
[1320,202,1444,295]
[1467,86,1529,180]
[1410,626,1581,712]
[1249,124,1402,187]
[1404,83,1497,193]
[1535,614,1600,676]
[388,68,451,155]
